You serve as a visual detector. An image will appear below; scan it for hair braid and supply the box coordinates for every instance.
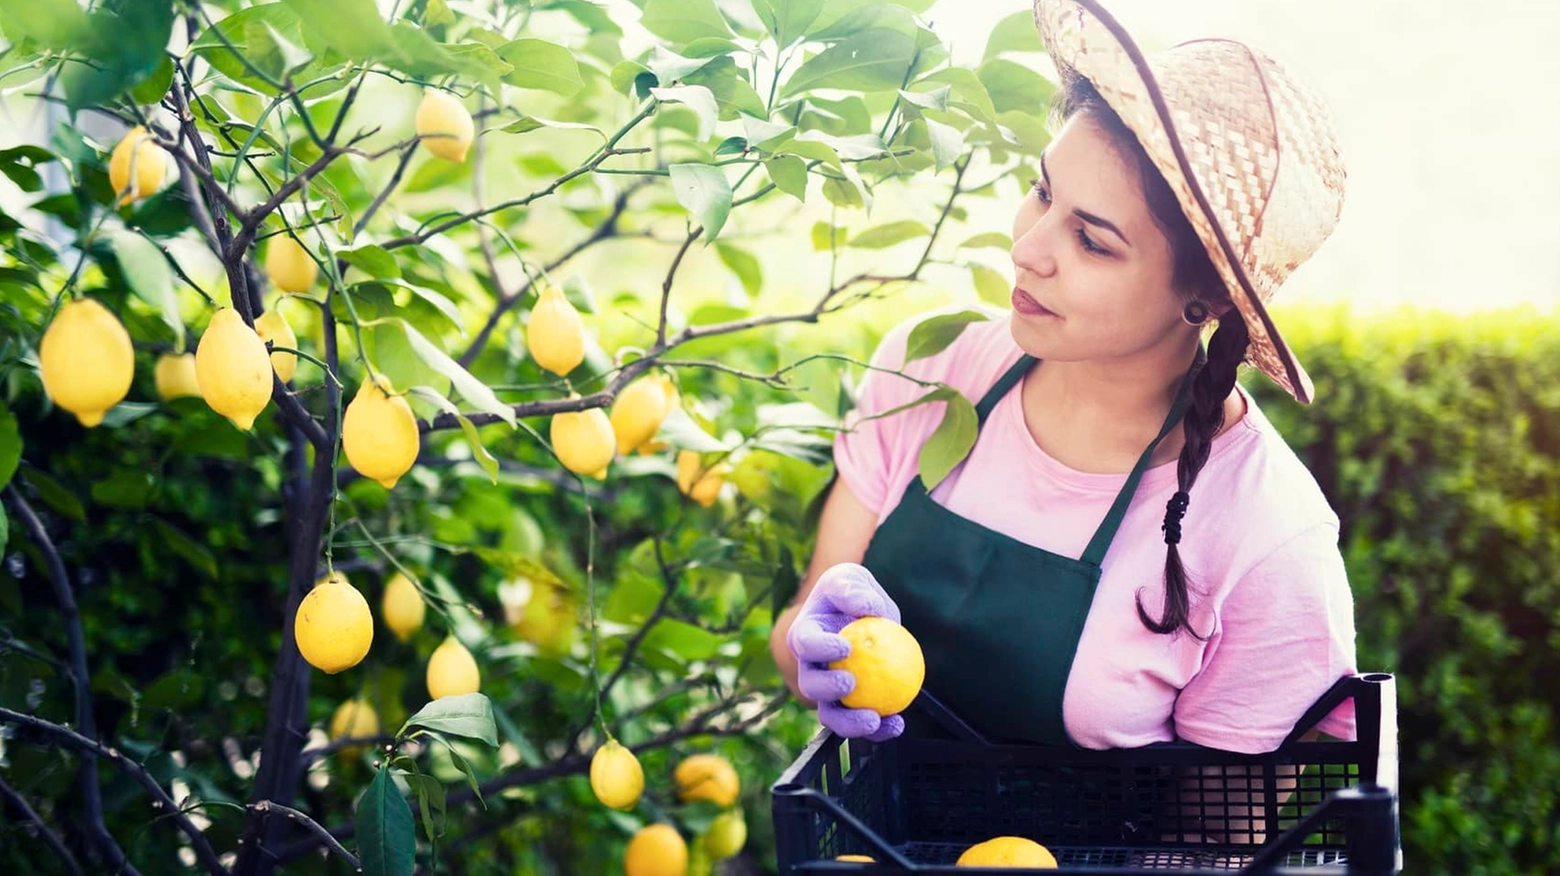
[1135,316,1250,637]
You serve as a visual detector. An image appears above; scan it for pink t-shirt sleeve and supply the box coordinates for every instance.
[1174,523,1359,753]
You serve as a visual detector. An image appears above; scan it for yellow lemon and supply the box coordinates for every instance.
[195,307,273,430]
[108,126,166,202]
[154,352,201,401]
[264,235,318,294]
[38,298,134,427]
[674,754,740,807]
[589,739,644,811]
[328,698,380,745]
[295,572,374,675]
[253,309,297,383]
[702,810,747,861]
[956,837,1057,868]
[343,377,421,489]
[675,451,728,508]
[830,617,924,716]
[836,855,876,863]
[525,284,585,376]
[550,404,615,477]
[381,572,426,643]
[625,824,687,876]
[415,88,475,162]
[504,579,578,656]
[426,636,480,700]
[610,374,676,455]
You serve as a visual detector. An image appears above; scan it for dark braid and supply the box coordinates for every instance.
[1057,70,1243,637]
[1136,316,1249,636]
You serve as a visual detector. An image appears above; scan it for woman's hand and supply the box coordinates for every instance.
[786,563,906,742]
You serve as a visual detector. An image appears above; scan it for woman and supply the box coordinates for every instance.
[769,0,1358,755]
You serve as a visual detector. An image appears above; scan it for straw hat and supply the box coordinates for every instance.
[1032,0,1346,404]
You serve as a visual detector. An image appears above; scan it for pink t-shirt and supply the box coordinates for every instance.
[833,309,1358,753]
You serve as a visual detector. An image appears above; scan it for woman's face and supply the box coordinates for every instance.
[1009,114,1193,364]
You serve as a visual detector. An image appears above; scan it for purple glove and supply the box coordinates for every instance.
[787,562,906,742]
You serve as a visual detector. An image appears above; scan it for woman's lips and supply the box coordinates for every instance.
[1011,287,1055,317]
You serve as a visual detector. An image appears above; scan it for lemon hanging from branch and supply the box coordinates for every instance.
[254,309,297,383]
[415,88,475,162]
[381,572,426,642]
[610,373,677,455]
[426,635,480,699]
[525,284,585,376]
[195,307,272,431]
[38,298,135,427]
[264,235,318,295]
[674,753,740,807]
[154,353,201,401]
[328,698,380,756]
[590,739,644,811]
[550,401,615,478]
[625,824,688,876]
[676,450,729,508]
[295,571,374,675]
[108,126,166,203]
[343,376,421,489]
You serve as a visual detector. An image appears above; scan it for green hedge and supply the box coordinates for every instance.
[1250,306,1560,876]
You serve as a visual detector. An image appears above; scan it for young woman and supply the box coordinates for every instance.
[770,0,1358,756]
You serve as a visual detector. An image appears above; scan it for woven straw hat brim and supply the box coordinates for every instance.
[1033,0,1348,404]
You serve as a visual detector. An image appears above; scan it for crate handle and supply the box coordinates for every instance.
[1276,672,1392,750]
[1235,783,1398,876]
[909,690,991,746]
[770,784,921,870]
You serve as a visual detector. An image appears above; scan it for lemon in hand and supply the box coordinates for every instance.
[830,617,925,716]
[39,298,135,427]
[343,377,421,489]
[589,739,644,810]
[956,837,1057,868]
[196,307,273,430]
[295,572,374,674]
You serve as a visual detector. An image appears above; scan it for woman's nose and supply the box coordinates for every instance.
[1012,215,1059,279]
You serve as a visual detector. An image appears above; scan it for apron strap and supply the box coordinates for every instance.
[1079,346,1207,567]
[976,354,1037,425]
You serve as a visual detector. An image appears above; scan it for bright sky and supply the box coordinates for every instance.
[922,0,1560,312]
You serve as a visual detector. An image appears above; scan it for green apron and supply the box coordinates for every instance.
[859,351,1201,746]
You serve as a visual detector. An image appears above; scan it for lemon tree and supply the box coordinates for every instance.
[0,1,1054,873]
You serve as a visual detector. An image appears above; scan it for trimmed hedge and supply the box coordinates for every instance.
[1250,306,1560,875]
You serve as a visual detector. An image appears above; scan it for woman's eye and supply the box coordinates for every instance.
[1076,227,1109,256]
[1029,178,1050,204]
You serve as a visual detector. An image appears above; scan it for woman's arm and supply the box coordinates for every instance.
[769,477,880,706]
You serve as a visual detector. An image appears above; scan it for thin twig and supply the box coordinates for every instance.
[0,774,86,876]
[251,801,359,869]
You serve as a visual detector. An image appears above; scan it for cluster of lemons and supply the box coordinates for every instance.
[591,740,749,876]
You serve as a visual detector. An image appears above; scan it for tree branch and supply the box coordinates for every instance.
[0,774,86,876]
[353,141,418,238]
[0,707,226,875]
[656,226,702,348]
[250,801,358,869]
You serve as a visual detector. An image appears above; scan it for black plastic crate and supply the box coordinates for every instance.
[772,673,1400,874]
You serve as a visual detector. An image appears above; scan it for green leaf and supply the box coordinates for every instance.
[382,279,464,333]
[191,4,308,92]
[774,139,841,172]
[750,0,824,46]
[982,10,1043,62]
[668,164,732,240]
[404,771,447,840]
[152,518,218,578]
[423,0,455,27]
[0,0,90,49]
[20,465,83,522]
[281,0,394,60]
[0,505,8,559]
[90,469,153,509]
[918,389,977,491]
[810,221,847,250]
[368,324,447,400]
[682,59,767,120]
[389,26,507,93]
[498,114,607,142]
[639,0,733,44]
[129,57,175,105]
[610,60,652,96]
[400,693,498,748]
[741,115,795,148]
[99,402,158,429]
[357,765,416,876]
[917,67,998,125]
[560,274,598,315]
[793,130,887,161]
[715,242,762,296]
[341,245,401,280]
[658,408,735,453]
[960,232,1013,250]
[783,28,918,96]
[646,46,719,83]
[0,402,19,490]
[650,85,718,142]
[406,387,499,484]
[904,310,991,363]
[497,38,584,95]
[440,738,485,806]
[847,220,929,250]
[0,146,54,193]
[383,319,516,426]
[898,85,950,114]
[764,155,807,201]
[976,58,1055,116]
[111,230,183,350]
[643,619,722,661]
[970,263,1010,307]
[923,117,964,172]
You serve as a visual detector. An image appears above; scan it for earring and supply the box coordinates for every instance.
[1182,301,1210,326]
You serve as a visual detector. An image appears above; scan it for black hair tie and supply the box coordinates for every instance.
[1162,491,1191,545]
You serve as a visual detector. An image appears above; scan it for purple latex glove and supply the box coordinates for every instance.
[787,562,906,742]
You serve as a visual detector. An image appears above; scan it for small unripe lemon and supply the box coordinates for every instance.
[590,739,644,811]
[154,353,201,401]
[108,126,166,202]
[550,404,615,478]
[343,377,421,489]
[525,285,585,376]
[674,754,740,807]
[676,451,728,508]
[610,374,676,455]
[502,578,578,656]
[415,89,475,162]
[264,236,318,294]
[253,309,297,383]
[39,298,135,427]
[381,572,426,643]
[195,308,273,430]
[703,810,747,860]
[426,636,480,700]
[329,697,380,743]
[625,824,687,876]
[956,837,1057,868]
[295,571,374,675]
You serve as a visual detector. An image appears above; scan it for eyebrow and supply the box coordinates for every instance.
[1039,152,1132,248]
